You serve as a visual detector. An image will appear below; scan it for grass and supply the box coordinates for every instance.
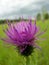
[0,20,49,65]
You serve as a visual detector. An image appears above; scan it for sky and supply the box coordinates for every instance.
[0,0,49,19]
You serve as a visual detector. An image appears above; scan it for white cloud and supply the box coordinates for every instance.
[0,0,35,15]
[0,0,49,19]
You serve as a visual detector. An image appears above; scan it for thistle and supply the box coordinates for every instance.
[1,19,46,65]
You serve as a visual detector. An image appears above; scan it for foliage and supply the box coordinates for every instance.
[0,20,49,65]
[36,13,41,20]
[43,12,49,20]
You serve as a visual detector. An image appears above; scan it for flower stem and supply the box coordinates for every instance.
[26,56,30,65]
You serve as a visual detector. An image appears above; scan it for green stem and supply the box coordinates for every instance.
[26,56,30,65]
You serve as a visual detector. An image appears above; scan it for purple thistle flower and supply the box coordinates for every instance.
[1,19,46,56]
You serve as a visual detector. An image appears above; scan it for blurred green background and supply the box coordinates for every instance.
[0,19,49,65]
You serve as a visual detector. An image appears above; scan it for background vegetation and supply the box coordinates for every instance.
[0,19,49,65]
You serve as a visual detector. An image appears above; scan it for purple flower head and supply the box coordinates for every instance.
[1,19,46,56]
